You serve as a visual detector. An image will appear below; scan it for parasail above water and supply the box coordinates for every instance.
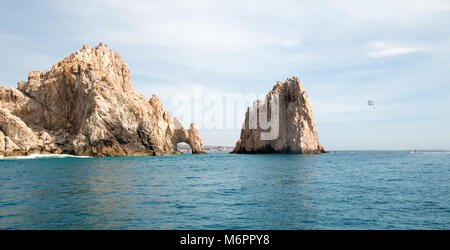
[368,100,375,109]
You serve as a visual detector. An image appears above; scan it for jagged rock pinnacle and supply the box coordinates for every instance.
[232,77,326,154]
[0,44,205,157]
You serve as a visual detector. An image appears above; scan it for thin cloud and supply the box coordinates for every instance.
[367,41,423,57]
[412,0,450,11]
[369,47,422,57]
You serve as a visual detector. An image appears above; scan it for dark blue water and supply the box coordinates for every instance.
[0,151,448,229]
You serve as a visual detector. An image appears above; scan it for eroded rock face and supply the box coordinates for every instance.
[232,77,326,154]
[0,43,205,157]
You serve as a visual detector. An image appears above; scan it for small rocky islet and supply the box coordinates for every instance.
[0,43,325,157]
[232,77,326,154]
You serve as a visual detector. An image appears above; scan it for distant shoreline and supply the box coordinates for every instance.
[177,144,234,153]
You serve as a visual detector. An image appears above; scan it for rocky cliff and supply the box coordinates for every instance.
[232,77,326,154]
[0,43,206,157]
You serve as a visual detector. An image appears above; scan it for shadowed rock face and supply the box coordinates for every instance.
[232,77,326,154]
[0,43,206,157]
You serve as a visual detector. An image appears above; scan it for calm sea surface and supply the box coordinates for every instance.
[0,151,448,229]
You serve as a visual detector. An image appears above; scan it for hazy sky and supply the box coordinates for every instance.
[1,0,449,149]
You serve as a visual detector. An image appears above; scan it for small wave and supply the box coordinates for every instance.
[0,154,92,160]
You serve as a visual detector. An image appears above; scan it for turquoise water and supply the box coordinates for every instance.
[0,151,448,230]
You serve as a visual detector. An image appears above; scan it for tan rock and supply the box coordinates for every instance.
[172,122,207,154]
[4,137,21,156]
[232,77,326,154]
[0,43,205,157]
[0,108,38,153]
[0,131,5,152]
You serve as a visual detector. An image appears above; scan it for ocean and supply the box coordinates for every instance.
[0,151,448,230]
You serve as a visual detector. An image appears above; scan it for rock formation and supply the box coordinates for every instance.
[0,43,206,157]
[232,77,326,154]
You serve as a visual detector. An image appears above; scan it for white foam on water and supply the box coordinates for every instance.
[0,154,92,160]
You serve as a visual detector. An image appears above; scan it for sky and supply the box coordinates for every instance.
[0,0,449,149]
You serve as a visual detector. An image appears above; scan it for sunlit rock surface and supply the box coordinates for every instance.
[0,43,205,157]
[232,77,326,154]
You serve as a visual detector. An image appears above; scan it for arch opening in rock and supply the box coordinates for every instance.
[176,142,192,154]
[171,122,206,154]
